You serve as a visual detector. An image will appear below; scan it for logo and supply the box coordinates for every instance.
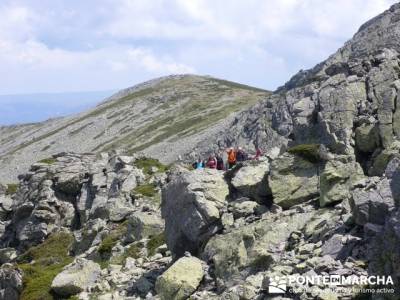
[264,274,395,296]
[265,276,287,294]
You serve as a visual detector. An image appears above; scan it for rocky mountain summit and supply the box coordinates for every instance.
[2,2,400,300]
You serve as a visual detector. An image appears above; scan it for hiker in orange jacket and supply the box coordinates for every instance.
[226,147,237,169]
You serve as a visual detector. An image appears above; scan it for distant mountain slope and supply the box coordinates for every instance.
[0,75,270,182]
[0,90,117,125]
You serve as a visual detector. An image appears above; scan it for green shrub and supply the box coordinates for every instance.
[134,157,169,175]
[6,183,18,195]
[287,144,321,163]
[17,232,74,300]
[147,233,165,257]
[133,183,158,198]
[38,157,57,165]
[97,235,117,258]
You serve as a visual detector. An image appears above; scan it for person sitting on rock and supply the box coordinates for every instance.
[216,152,224,170]
[236,147,247,162]
[206,155,217,169]
[226,147,237,169]
[253,148,262,160]
[196,159,204,170]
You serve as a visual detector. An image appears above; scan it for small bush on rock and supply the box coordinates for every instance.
[133,183,158,198]
[135,157,168,175]
[38,157,57,165]
[6,183,18,195]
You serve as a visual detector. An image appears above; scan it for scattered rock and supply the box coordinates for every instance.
[51,258,101,297]
[155,256,204,300]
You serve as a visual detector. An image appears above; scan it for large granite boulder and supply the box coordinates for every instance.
[161,167,229,257]
[269,153,319,208]
[320,156,364,207]
[155,256,204,300]
[230,160,271,202]
[51,258,101,297]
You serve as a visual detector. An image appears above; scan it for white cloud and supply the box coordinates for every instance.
[0,0,397,94]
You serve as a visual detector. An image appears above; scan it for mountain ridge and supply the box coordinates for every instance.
[0,74,271,183]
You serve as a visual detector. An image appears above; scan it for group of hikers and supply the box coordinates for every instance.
[192,146,262,170]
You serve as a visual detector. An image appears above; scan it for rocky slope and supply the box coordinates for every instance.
[1,3,400,300]
[0,75,270,183]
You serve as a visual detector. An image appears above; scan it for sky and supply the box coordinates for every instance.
[0,0,398,124]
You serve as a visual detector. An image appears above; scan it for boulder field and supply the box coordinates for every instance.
[2,2,400,300]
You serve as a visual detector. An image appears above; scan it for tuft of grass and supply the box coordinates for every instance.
[17,232,74,300]
[287,144,321,163]
[133,183,158,198]
[147,233,165,257]
[125,243,143,259]
[97,235,117,258]
[38,157,57,165]
[6,183,18,195]
[134,157,169,175]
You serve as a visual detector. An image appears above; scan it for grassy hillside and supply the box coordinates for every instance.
[0,75,270,182]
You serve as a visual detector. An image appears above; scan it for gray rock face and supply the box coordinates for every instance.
[0,265,22,300]
[268,153,319,208]
[350,177,396,225]
[51,258,101,297]
[161,167,229,257]
[0,152,147,250]
[320,156,364,207]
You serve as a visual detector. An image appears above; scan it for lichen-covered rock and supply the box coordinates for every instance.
[269,153,319,208]
[320,156,364,207]
[202,206,316,285]
[368,142,400,176]
[155,256,204,300]
[51,258,101,297]
[230,160,271,202]
[161,167,229,257]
